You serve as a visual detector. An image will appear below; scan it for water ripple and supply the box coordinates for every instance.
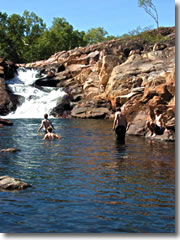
[0,119,175,233]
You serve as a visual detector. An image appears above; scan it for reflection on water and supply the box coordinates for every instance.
[0,119,175,233]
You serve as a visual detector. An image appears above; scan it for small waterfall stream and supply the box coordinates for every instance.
[6,67,67,118]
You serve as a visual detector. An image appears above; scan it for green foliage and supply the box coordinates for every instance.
[137,29,165,44]
[119,26,167,44]
[48,17,87,52]
[0,12,89,62]
[0,11,47,62]
[0,9,168,64]
[83,27,108,44]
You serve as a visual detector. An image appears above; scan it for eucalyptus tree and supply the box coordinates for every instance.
[22,10,47,62]
[138,0,159,29]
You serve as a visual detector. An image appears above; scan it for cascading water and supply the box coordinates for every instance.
[6,67,67,118]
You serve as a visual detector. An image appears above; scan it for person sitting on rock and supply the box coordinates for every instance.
[147,109,165,137]
[43,127,61,140]
[37,113,55,134]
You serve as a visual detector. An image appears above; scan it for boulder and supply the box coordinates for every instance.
[127,110,150,136]
[0,176,31,191]
[0,118,13,126]
[71,106,110,119]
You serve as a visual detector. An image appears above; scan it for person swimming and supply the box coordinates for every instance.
[43,126,61,140]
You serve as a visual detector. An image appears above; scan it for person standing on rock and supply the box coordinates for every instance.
[113,107,128,143]
[147,109,165,137]
[37,113,55,134]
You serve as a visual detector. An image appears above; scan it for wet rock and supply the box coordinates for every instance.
[145,129,175,142]
[0,118,13,126]
[34,77,60,87]
[0,176,31,191]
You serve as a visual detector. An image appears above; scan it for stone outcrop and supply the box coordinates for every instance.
[0,58,19,116]
[0,176,31,191]
[1,27,175,140]
[0,118,13,126]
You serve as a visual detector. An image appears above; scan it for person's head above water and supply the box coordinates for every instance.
[47,126,52,132]
[44,113,48,119]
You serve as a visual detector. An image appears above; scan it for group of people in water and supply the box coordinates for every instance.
[38,107,166,142]
[37,113,61,140]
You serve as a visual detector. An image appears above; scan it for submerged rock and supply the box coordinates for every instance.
[0,148,21,152]
[0,176,31,191]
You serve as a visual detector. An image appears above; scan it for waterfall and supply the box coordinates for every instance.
[6,67,67,118]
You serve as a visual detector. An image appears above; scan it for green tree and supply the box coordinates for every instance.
[6,13,25,62]
[70,30,87,49]
[0,11,47,62]
[33,30,57,60]
[83,27,108,44]
[0,12,9,59]
[48,17,86,52]
[105,35,117,41]
[138,0,159,29]
[22,10,47,62]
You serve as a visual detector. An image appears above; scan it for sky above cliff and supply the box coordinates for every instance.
[1,0,176,37]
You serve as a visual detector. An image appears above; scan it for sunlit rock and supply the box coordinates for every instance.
[1,27,175,141]
[0,176,31,191]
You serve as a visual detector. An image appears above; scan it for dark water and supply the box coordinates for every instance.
[0,119,175,233]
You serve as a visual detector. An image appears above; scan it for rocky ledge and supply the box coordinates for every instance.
[0,27,175,140]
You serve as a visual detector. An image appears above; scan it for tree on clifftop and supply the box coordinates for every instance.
[83,27,108,44]
[0,11,47,63]
[138,0,159,30]
[48,17,87,52]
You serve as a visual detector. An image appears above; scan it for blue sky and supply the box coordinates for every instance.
[1,0,175,37]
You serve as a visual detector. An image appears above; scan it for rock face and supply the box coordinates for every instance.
[0,27,175,139]
[0,58,19,116]
[0,176,31,191]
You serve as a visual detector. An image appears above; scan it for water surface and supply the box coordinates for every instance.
[0,119,175,233]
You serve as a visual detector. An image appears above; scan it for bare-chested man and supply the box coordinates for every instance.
[43,127,61,140]
[113,107,128,143]
[37,113,55,134]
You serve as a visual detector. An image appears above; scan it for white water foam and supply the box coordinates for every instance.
[6,68,67,118]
